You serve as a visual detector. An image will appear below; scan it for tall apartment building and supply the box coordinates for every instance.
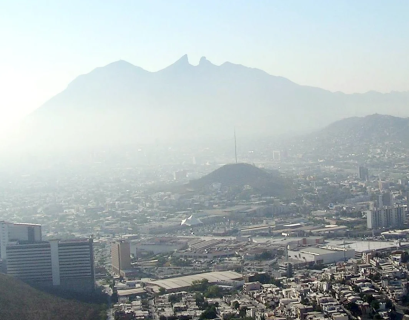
[111,240,131,276]
[367,207,405,229]
[358,166,369,181]
[0,221,42,260]
[273,150,281,162]
[378,192,394,208]
[6,238,94,292]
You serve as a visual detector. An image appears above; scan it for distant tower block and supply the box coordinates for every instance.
[273,150,281,161]
[358,166,369,181]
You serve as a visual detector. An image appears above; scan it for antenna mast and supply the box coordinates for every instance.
[234,128,238,164]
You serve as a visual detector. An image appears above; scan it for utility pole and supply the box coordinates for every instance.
[234,128,238,164]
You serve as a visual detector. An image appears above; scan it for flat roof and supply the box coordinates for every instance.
[117,288,146,296]
[148,271,242,290]
[312,226,347,232]
[12,222,42,227]
[326,240,409,252]
[241,226,270,231]
[283,223,302,227]
[298,247,335,255]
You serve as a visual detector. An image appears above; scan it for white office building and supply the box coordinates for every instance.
[0,221,42,260]
[6,238,94,292]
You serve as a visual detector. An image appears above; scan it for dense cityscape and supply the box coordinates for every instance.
[2,2,409,320]
[2,126,409,320]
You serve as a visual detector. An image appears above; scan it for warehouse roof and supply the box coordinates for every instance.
[298,247,336,255]
[117,288,146,297]
[147,271,242,290]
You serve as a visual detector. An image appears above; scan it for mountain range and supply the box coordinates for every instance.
[21,55,409,150]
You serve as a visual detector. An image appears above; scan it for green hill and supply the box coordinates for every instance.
[0,273,105,320]
[188,163,294,197]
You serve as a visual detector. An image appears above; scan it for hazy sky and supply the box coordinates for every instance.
[1,0,408,133]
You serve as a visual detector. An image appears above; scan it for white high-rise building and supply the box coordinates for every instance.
[367,207,405,229]
[0,221,42,260]
[6,238,94,292]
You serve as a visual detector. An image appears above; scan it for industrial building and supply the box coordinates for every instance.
[147,271,243,293]
[131,237,188,255]
[287,247,355,265]
[240,224,271,236]
[6,238,94,292]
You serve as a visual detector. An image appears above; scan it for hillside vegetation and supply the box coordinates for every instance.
[0,273,105,320]
[188,163,294,197]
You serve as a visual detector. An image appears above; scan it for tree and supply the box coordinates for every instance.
[195,293,205,308]
[364,294,375,304]
[157,256,167,267]
[159,287,166,295]
[239,306,248,318]
[233,301,240,310]
[200,305,217,319]
[191,279,210,292]
[255,251,274,260]
[251,273,271,284]
[368,273,381,281]
[169,294,181,304]
[346,302,361,316]
[402,252,409,263]
[205,285,223,298]
[371,300,380,311]
[385,299,393,310]
[352,285,360,293]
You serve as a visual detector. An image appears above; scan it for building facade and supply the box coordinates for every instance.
[0,221,42,260]
[358,166,369,181]
[111,240,131,275]
[6,238,94,292]
[367,207,405,229]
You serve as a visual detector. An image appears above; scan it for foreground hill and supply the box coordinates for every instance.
[187,163,294,197]
[19,55,409,152]
[0,273,104,320]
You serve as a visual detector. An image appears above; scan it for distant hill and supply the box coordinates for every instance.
[292,114,409,158]
[0,273,103,320]
[19,55,409,152]
[324,114,409,138]
[187,163,293,197]
[315,114,409,144]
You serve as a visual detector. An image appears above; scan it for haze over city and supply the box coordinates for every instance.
[2,2,409,320]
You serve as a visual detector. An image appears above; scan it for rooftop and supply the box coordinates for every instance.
[147,271,242,290]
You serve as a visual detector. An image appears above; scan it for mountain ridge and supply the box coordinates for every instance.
[20,55,409,151]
